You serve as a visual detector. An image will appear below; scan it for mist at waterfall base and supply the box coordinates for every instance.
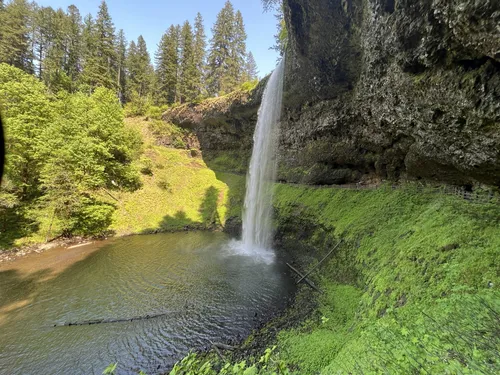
[230,58,285,263]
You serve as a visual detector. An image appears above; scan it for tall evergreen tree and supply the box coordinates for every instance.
[32,5,52,77]
[179,21,196,103]
[64,5,82,90]
[231,10,247,84]
[42,8,69,92]
[0,0,33,73]
[116,29,127,102]
[128,35,153,98]
[245,51,258,81]
[193,12,206,99]
[206,0,235,96]
[154,33,169,105]
[155,25,180,104]
[80,13,98,90]
[93,0,116,89]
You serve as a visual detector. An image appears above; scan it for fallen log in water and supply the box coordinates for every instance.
[53,311,179,327]
[286,263,322,293]
[297,240,343,284]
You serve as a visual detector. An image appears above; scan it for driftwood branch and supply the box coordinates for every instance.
[297,240,343,284]
[212,342,237,351]
[286,263,322,293]
[53,311,179,327]
[208,340,228,361]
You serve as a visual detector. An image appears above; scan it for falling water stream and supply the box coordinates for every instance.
[240,58,285,256]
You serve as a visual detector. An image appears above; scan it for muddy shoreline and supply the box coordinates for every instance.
[0,236,99,264]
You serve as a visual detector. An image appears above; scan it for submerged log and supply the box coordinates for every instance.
[286,263,322,293]
[297,240,343,284]
[53,311,179,328]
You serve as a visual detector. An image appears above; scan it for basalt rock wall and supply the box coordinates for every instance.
[279,0,500,186]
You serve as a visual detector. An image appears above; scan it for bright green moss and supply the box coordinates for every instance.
[273,184,500,374]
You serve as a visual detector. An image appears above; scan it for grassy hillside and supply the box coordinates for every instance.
[106,118,234,235]
[2,118,246,249]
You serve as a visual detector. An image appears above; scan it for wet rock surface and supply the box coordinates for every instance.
[280,0,500,187]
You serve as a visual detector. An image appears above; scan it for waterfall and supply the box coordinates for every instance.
[241,58,285,254]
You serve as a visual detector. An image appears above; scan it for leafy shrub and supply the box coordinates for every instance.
[240,79,259,92]
[157,177,171,192]
[70,199,115,236]
[169,347,290,375]
[124,91,152,117]
[139,157,154,176]
[146,105,163,120]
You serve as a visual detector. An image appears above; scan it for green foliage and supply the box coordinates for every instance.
[146,105,163,120]
[240,79,259,92]
[0,0,33,72]
[155,25,180,105]
[124,90,153,117]
[179,21,197,103]
[70,198,115,236]
[169,347,290,375]
[0,62,53,198]
[1,66,141,246]
[193,12,207,100]
[127,35,154,99]
[102,362,117,375]
[206,1,249,96]
[273,184,500,374]
[139,157,154,176]
[0,0,256,105]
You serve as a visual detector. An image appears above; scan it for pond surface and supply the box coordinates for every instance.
[0,232,295,375]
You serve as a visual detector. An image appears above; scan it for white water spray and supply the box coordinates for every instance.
[241,58,285,255]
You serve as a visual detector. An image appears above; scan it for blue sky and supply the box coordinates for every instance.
[37,0,280,76]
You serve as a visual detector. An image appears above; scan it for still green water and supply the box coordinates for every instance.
[0,232,295,375]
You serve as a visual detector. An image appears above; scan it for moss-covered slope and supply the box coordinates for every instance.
[273,184,499,374]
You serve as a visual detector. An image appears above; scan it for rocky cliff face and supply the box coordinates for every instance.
[163,81,268,172]
[280,0,500,186]
[165,0,499,187]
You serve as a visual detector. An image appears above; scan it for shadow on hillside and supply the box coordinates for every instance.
[140,186,222,234]
[0,206,40,250]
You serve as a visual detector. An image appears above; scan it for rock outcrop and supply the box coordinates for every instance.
[280,0,500,186]
[163,80,268,171]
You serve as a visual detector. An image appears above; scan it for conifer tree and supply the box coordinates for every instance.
[0,0,33,73]
[116,29,127,102]
[245,51,258,81]
[128,35,153,98]
[179,21,196,103]
[93,0,117,89]
[231,10,247,84]
[32,5,52,77]
[193,12,206,99]
[42,8,69,92]
[155,25,180,104]
[64,5,82,90]
[206,1,235,96]
[80,13,99,90]
[154,33,169,105]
